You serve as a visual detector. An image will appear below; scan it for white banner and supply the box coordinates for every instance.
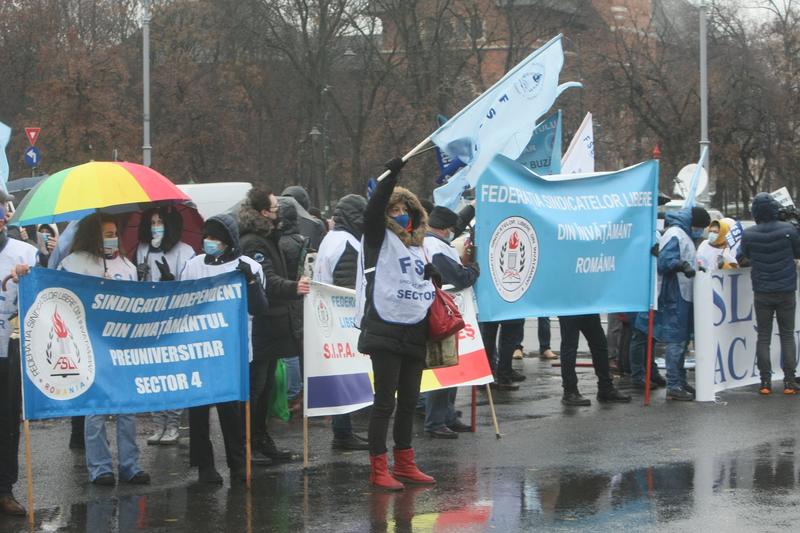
[303,283,493,417]
[694,269,798,401]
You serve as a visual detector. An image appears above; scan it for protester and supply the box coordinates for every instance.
[557,314,631,406]
[276,197,307,414]
[134,207,195,445]
[0,194,39,515]
[357,157,436,489]
[313,193,371,451]
[696,218,738,271]
[57,213,150,485]
[181,214,268,483]
[281,186,327,250]
[35,224,58,267]
[422,206,478,439]
[480,320,525,390]
[239,186,310,464]
[635,207,710,401]
[738,193,800,395]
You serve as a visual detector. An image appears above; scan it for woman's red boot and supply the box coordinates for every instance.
[369,453,404,490]
[391,448,436,485]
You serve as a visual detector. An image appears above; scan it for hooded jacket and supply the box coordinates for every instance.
[696,218,738,271]
[635,209,695,343]
[357,172,432,360]
[277,198,308,342]
[331,194,366,288]
[739,192,800,293]
[281,186,326,250]
[238,201,301,358]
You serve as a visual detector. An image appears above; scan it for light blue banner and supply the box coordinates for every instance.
[515,110,562,175]
[20,269,249,420]
[475,155,659,321]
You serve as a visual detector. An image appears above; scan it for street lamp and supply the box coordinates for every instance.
[142,0,152,167]
[699,0,711,203]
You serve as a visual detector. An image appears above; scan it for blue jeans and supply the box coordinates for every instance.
[423,388,457,432]
[538,317,551,352]
[665,341,688,391]
[284,356,302,400]
[629,328,663,384]
[85,414,142,482]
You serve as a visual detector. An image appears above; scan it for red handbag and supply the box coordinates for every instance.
[427,281,465,341]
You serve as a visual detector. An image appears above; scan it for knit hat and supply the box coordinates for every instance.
[691,206,711,228]
[428,206,459,230]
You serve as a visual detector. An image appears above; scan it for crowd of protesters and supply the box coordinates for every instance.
[0,156,796,513]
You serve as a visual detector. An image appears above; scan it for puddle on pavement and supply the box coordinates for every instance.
[5,439,800,532]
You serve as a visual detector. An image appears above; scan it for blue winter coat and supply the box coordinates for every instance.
[635,210,694,343]
[738,192,800,293]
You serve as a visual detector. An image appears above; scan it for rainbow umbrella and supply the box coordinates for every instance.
[9,161,190,226]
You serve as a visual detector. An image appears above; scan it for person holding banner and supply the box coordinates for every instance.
[635,207,710,401]
[738,193,800,395]
[56,213,150,485]
[421,206,478,439]
[181,214,268,484]
[357,157,436,490]
[0,194,38,515]
[134,208,196,445]
[313,193,371,451]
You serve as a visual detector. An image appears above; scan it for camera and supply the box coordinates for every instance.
[777,206,800,230]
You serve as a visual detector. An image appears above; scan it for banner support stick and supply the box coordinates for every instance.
[376,136,433,182]
[484,385,502,438]
[470,386,477,432]
[644,308,655,406]
[23,420,33,527]
[303,415,309,470]
[244,400,251,489]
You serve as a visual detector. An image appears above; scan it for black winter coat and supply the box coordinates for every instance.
[739,193,800,293]
[331,194,367,289]
[238,204,301,359]
[277,198,307,343]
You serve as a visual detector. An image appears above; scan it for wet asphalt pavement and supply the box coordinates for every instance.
[5,324,800,532]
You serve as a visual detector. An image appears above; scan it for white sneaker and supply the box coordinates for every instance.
[147,428,164,445]
[159,426,180,445]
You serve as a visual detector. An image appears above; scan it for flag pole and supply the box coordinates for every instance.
[375,136,433,182]
[303,414,309,470]
[484,385,502,438]
[245,400,251,489]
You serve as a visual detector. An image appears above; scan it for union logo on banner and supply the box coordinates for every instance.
[23,288,95,401]
[489,216,538,302]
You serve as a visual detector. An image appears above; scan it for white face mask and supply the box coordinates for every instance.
[151,224,165,248]
[707,232,719,243]
[447,231,455,242]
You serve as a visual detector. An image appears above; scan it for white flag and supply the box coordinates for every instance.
[430,34,580,188]
[560,112,594,174]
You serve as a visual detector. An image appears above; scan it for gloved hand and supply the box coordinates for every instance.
[155,257,175,281]
[650,243,659,257]
[423,263,443,287]
[384,157,406,177]
[136,262,150,282]
[680,261,696,278]
[237,259,257,284]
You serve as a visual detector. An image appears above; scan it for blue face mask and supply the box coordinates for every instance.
[103,237,119,256]
[203,238,223,257]
[393,213,410,229]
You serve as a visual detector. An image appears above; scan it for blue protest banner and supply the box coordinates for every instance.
[475,155,659,321]
[515,110,562,175]
[20,268,249,420]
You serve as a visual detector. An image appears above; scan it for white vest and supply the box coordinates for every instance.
[59,252,136,281]
[659,226,696,302]
[314,230,359,285]
[0,239,38,358]
[136,241,196,281]
[356,230,435,326]
[180,254,263,362]
[423,234,461,264]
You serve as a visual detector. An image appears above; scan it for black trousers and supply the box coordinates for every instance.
[480,319,525,375]
[189,401,243,470]
[249,358,277,444]
[0,341,21,494]
[558,314,614,394]
[368,352,424,456]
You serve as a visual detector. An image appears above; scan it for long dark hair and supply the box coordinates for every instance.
[138,207,182,252]
[71,213,123,257]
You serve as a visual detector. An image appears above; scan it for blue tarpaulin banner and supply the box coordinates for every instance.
[475,155,659,321]
[20,269,249,420]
